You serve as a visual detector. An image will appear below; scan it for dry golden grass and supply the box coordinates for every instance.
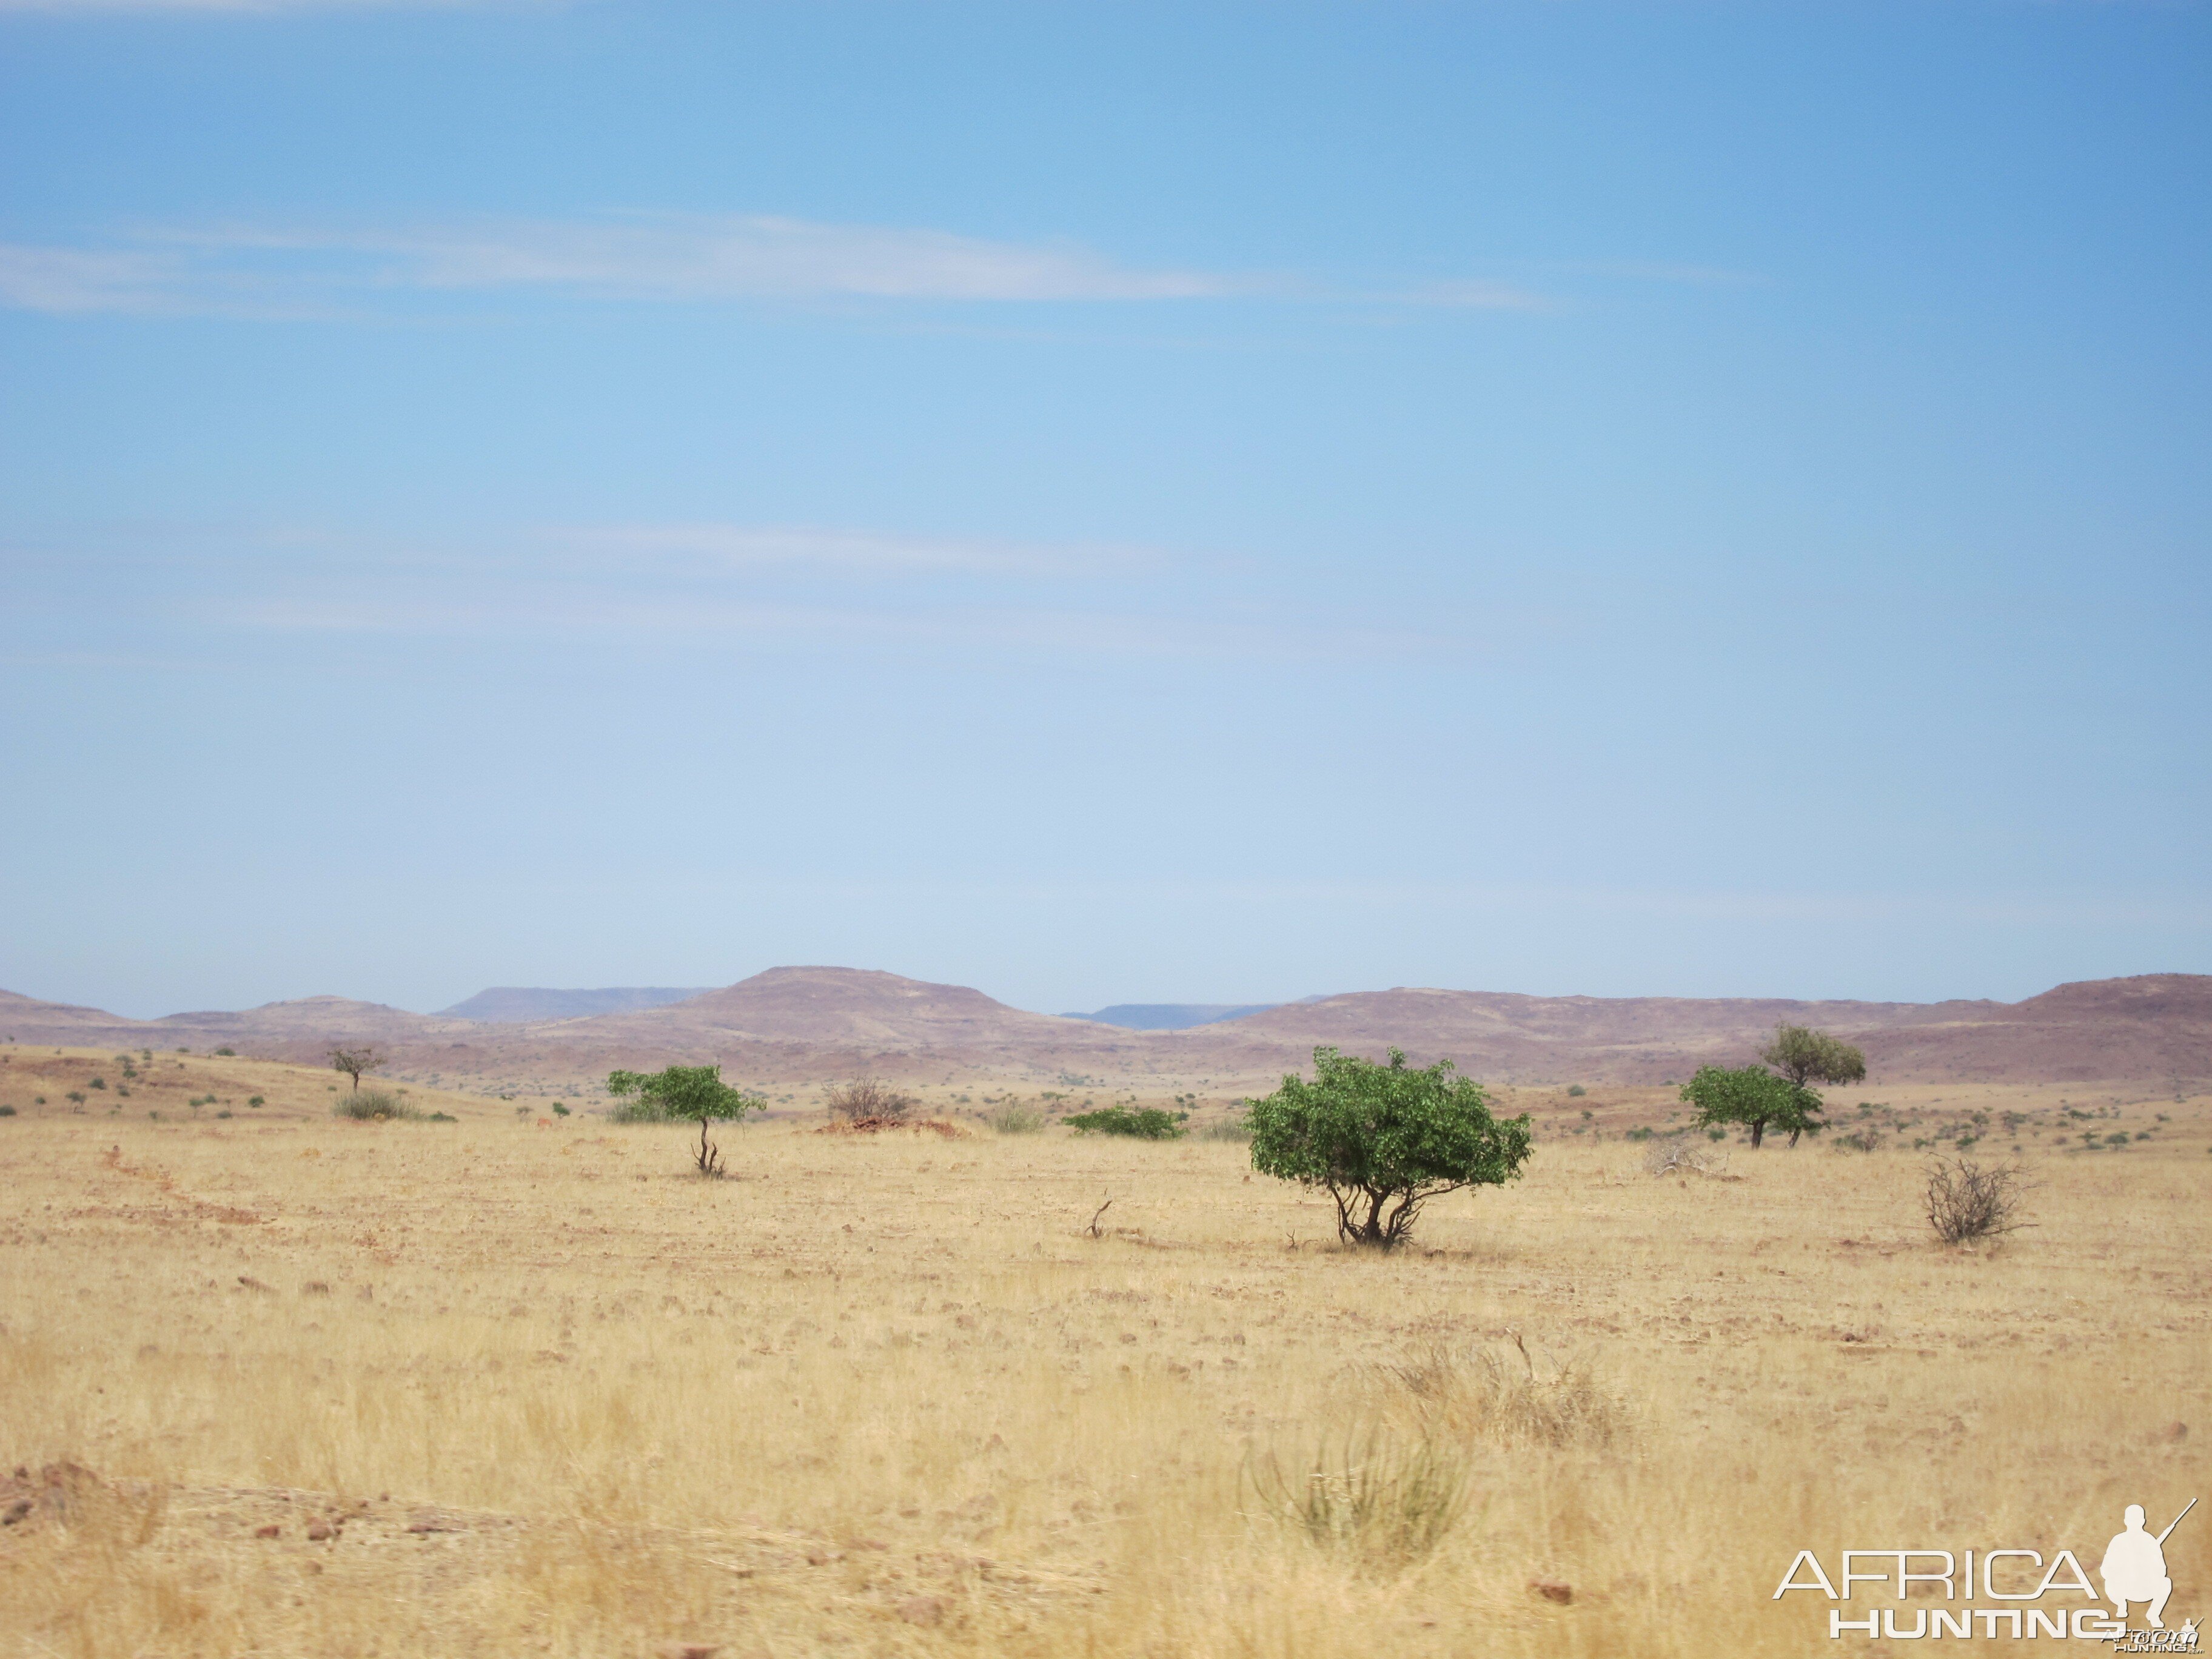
[1,1048,2207,1656]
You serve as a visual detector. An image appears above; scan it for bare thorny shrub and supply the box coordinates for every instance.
[1924,1155,2033,1244]
[822,1078,917,1124]
[1245,1335,1626,1572]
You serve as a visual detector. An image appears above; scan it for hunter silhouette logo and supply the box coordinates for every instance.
[1774,1497,2198,1646]
[2104,1501,2190,1629]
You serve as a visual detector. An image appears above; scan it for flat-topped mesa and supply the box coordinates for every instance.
[1,971,2205,1089]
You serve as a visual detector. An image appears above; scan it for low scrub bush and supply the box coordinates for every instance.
[984,1099,1045,1134]
[1065,1105,1187,1139]
[1924,1156,2031,1244]
[1245,1418,1473,1569]
[1196,1113,1251,1142]
[0,1105,15,1118]
[333,1088,420,1122]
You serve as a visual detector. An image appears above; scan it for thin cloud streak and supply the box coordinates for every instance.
[554,523,1156,579]
[4,519,1445,662]
[0,213,1556,317]
[206,592,1438,662]
[0,0,525,10]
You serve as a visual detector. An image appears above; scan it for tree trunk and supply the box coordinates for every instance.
[1787,1127,1801,1148]
[1749,1119,1765,1149]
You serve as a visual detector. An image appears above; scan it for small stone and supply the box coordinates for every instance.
[657,1646,720,1659]
[255,1523,281,1538]
[897,1596,945,1627]
[306,1520,334,1541]
[1529,1577,1573,1604]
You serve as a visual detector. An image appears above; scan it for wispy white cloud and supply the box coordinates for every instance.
[3,518,1441,662]
[0,212,1569,318]
[0,0,524,12]
[0,244,184,314]
[0,213,1248,315]
[1399,278,1557,312]
[552,523,1153,580]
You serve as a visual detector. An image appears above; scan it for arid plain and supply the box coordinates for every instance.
[2,1028,2208,1658]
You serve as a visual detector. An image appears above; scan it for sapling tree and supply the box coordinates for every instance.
[327,1047,386,1093]
[1679,1065,1825,1149]
[606,1064,763,1176]
[1247,1047,1532,1249]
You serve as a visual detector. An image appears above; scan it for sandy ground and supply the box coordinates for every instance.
[1,1048,2207,1657]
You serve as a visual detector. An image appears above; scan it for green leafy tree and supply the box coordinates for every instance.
[606,1064,764,1175]
[1761,1025,1868,1094]
[1679,1065,1825,1149]
[1247,1047,1532,1249]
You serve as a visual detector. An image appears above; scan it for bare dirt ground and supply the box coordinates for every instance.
[2,1049,2207,1657]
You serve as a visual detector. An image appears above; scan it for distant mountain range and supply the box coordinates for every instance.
[1068,1003,1281,1030]
[438,987,714,1023]
[3,969,2207,1092]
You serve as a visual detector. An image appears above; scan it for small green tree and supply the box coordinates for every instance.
[606,1064,763,1176]
[1247,1047,1532,1249]
[1679,1065,1825,1149]
[1761,1025,1867,1095]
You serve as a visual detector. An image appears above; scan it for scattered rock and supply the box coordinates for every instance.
[897,1595,946,1627]
[0,1459,112,1529]
[302,1281,332,1296]
[1529,1577,1574,1604]
[237,1275,275,1294]
[254,1523,281,1539]
[2163,1422,2189,1443]
[306,1520,335,1541]
[658,1646,720,1659]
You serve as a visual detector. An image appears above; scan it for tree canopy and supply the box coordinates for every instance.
[606,1065,762,1125]
[327,1046,386,1093]
[1760,1024,1868,1090]
[1247,1046,1531,1248]
[1679,1064,1825,1149]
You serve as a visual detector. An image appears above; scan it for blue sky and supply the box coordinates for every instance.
[2,1,2206,1019]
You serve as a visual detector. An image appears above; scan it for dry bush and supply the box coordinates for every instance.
[822,1078,916,1124]
[1924,1155,2031,1244]
[1641,1137,1729,1178]
[1244,1417,1474,1569]
[332,1087,419,1122]
[1380,1335,1628,1451]
[984,1099,1046,1134]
